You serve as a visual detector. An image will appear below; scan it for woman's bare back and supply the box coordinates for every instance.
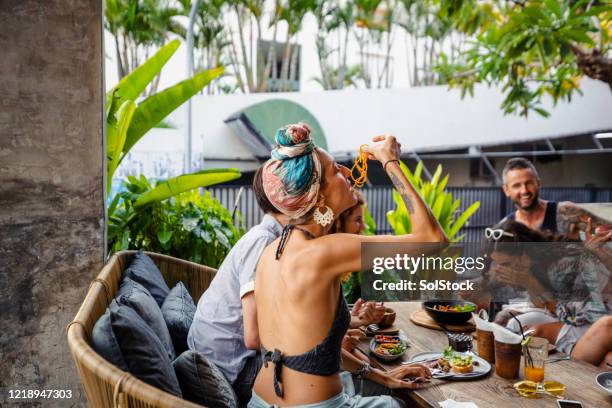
[253,232,345,405]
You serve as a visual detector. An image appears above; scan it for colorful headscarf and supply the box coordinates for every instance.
[262,123,322,219]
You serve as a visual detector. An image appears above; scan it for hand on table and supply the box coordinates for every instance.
[383,364,432,389]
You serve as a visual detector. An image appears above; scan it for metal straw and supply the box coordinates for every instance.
[508,311,534,367]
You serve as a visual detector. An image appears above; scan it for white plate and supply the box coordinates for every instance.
[408,351,491,381]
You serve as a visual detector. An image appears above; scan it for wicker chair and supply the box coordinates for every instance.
[67,251,217,408]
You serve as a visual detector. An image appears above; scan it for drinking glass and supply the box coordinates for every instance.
[523,337,548,382]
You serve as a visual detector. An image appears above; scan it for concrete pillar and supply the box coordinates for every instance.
[0,1,104,406]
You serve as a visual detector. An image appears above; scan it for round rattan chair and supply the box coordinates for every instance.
[67,251,216,408]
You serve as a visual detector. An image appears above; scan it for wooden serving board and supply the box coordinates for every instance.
[409,309,475,332]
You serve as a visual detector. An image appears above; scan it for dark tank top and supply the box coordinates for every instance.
[260,225,351,397]
[506,201,558,233]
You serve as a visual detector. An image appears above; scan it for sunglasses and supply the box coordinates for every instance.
[485,227,515,241]
[514,380,565,399]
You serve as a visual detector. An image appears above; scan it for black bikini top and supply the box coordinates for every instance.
[261,225,351,398]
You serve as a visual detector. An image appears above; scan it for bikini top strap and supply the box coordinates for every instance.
[275,224,295,260]
[261,347,284,397]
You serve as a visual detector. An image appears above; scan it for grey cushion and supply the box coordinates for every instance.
[117,277,176,361]
[173,350,238,408]
[123,251,169,306]
[91,300,129,371]
[161,282,196,355]
[110,302,182,398]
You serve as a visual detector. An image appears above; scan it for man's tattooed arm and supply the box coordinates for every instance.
[557,202,611,235]
[389,171,415,213]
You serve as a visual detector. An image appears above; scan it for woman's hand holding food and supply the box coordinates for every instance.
[362,135,401,164]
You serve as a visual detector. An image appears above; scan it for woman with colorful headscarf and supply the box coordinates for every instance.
[251,123,448,408]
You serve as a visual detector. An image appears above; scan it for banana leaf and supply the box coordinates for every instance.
[107,100,136,191]
[106,39,180,109]
[122,66,224,156]
[134,168,241,208]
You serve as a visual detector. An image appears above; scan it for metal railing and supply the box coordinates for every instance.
[208,186,612,240]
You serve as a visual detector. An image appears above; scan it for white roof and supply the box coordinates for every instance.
[136,79,612,170]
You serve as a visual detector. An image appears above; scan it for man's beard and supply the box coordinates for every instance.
[514,191,539,211]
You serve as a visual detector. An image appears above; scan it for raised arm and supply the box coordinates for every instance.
[308,135,448,279]
[363,134,447,243]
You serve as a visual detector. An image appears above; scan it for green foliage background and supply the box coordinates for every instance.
[109,176,244,268]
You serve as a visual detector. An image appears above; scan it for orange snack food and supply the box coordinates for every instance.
[350,144,369,188]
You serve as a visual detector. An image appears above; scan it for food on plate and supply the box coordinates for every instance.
[374,342,406,356]
[442,346,474,374]
[373,336,407,356]
[432,303,476,313]
[436,358,451,372]
[450,358,474,374]
[375,335,400,344]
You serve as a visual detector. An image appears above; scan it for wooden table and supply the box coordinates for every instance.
[358,302,611,408]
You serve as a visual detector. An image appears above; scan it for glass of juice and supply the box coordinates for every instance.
[523,337,548,382]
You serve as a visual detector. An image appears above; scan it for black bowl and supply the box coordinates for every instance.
[423,300,477,325]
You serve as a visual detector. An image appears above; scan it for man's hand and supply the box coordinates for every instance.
[352,299,386,326]
[584,217,612,251]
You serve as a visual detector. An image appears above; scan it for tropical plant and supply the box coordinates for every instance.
[106,39,239,192]
[435,0,612,117]
[387,161,480,242]
[109,176,244,266]
[106,39,242,255]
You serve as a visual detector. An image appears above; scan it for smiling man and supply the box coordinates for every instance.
[500,157,558,233]
[500,158,609,235]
